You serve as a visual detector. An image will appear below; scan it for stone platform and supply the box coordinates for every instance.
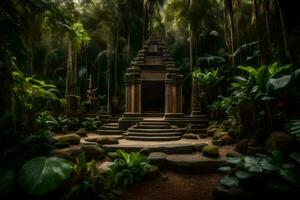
[52,132,236,174]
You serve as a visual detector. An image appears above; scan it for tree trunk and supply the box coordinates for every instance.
[277,0,292,63]
[229,6,235,66]
[107,43,111,114]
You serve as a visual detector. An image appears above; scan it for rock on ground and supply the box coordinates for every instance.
[76,128,87,137]
[81,144,106,160]
[50,147,83,162]
[266,131,296,153]
[53,134,81,145]
[202,145,219,158]
[98,161,113,174]
[148,152,167,167]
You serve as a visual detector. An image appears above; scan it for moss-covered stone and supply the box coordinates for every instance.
[76,128,87,137]
[212,131,227,140]
[193,143,208,152]
[53,134,81,145]
[54,141,70,148]
[81,144,106,160]
[207,127,218,136]
[202,144,219,158]
[96,137,119,145]
[220,134,235,145]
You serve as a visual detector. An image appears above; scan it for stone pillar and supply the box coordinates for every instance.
[133,81,141,113]
[164,73,184,118]
[177,84,183,113]
[191,78,202,116]
[125,84,132,112]
[119,71,143,130]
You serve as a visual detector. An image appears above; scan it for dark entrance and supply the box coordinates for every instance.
[141,81,165,114]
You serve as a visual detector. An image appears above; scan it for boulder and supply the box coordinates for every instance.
[145,165,160,179]
[227,129,235,138]
[85,136,119,144]
[212,139,224,146]
[235,139,248,154]
[54,142,70,149]
[213,131,227,140]
[81,145,106,160]
[266,131,296,153]
[193,143,208,152]
[53,134,81,145]
[207,127,218,136]
[97,137,119,145]
[139,148,151,155]
[166,153,226,173]
[50,147,83,162]
[182,133,198,139]
[98,161,113,174]
[220,134,235,145]
[202,145,219,158]
[76,128,87,137]
[148,152,167,167]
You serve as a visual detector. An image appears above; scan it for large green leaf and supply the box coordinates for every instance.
[279,168,297,184]
[267,75,291,92]
[245,156,263,173]
[235,170,253,179]
[220,175,239,187]
[226,157,242,164]
[18,157,74,195]
[238,66,257,76]
[290,152,300,164]
[256,66,269,92]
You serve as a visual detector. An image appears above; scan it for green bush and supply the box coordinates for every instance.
[65,153,119,200]
[109,150,151,187]
[219,151,300,193]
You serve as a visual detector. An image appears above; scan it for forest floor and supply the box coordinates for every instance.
[119,171,221,200]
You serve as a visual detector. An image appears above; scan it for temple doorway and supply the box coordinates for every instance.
[141,81,165,115]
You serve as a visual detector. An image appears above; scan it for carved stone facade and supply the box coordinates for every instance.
[119,36,184,129]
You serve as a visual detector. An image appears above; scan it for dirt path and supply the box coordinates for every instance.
[119,171,221,200]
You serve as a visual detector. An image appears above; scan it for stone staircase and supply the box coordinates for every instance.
[96,123,125,135]
[124,121,185,141]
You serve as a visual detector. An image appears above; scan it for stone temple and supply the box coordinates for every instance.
[100,36,208,141]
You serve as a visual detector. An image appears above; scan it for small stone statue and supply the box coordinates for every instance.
[87,74,97,104]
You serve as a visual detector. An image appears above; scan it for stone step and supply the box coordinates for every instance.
[102,125,119,130]
[128,128,184,133]
[126,131,182,137]
[192,128,207,134]
[125,135,182,141]
[96,129,125,135]
[103,143,199,154]
[137,124,172,129]
[139,121,170,126]
[106,122,119,126]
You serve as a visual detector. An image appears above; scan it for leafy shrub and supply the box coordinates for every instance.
[219,151,300,194]
[109,150,151,187]
[65,153,119,200]
[36,111,52,129]
[285,120,300,141]
[12,69,59,110]
[46,114,70,133]
[81,117,102,131]
[193,68,224,87]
